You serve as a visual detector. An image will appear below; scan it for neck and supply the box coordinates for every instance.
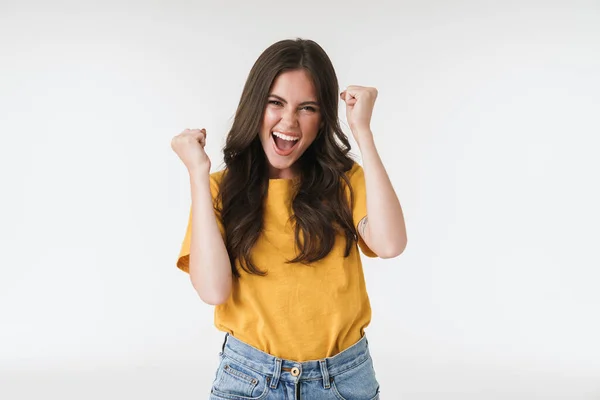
[269,165,297,179]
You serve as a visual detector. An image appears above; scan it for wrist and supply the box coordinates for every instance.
[188,166,210,182]
[352,127,374,149]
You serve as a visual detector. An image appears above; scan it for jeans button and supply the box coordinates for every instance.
[291,367,300,377]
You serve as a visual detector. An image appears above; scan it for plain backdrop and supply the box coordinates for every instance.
[1,1,599,399]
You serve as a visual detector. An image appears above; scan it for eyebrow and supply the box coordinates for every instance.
[268,94,319,107]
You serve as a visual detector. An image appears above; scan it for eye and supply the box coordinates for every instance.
[268,100,283,106]
[300,106,317,112]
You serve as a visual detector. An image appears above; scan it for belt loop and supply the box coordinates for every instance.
[270,358,282,389]
[319,359,330,389]
[220,333,229,355]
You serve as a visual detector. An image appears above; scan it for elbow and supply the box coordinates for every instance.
[377,239,407,259]
[190,275,231,305]
[196,285,231,305]
[199,292,230,306]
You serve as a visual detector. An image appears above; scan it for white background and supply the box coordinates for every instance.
[1,1,599,399]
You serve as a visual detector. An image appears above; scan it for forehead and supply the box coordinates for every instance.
[270,69,317,100]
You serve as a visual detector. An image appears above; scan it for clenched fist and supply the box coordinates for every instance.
[171,128,210,175]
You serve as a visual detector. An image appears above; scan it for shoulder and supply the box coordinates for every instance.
[209,169,228,191]
[208,169,227,201]
[344,161,365,185]
[347,161,363,177]
[340,161,366,199]
[210,168,226,184]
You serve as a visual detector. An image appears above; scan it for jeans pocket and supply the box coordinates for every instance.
[330,356,380,400]
[211,356,270,400]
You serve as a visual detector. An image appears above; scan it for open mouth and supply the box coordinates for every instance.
[271,131,300,156]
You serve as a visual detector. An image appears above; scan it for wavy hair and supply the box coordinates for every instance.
[217,38,358,277]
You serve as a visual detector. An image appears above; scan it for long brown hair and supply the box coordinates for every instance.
[217,38,358,277]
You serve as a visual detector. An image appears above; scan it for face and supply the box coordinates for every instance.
[259,69,322,179]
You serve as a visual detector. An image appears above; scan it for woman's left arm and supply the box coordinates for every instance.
[355,128,407,258]
[341,85,408,258]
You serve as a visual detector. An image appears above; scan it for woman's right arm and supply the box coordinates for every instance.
[188,170,232,305]
[171,128,232,305]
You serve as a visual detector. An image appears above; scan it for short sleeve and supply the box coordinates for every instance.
[176,171,226,273]
[348,162,378,258]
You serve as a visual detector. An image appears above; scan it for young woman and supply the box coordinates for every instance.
[171,38,407,400]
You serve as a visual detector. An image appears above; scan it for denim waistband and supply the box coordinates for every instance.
[219,333,371,388]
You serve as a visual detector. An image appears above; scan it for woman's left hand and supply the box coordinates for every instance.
[340,85,378,140]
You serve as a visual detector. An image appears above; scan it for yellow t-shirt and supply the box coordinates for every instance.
[176,162,377,361]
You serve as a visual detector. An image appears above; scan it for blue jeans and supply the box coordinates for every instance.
[209,333,381,400]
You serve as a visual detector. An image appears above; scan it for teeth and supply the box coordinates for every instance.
[272,131,300,141]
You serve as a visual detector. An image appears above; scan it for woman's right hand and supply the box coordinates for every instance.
[171,128,210,175]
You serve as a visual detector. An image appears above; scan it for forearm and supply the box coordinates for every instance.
[188,172,232,304]
[357,129,408,257]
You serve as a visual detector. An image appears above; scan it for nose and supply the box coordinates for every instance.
[281,107,299,128]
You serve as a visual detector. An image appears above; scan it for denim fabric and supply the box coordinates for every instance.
[209,333,380,400]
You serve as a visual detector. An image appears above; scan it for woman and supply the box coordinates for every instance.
[171,38,407,400]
